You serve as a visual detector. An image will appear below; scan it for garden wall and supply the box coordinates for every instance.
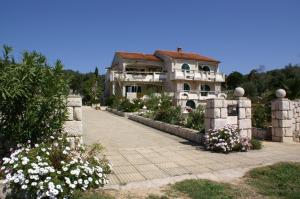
[106,107,136,118]
[252,127,272,140]
[63,95,83,144]
[128,114,203,144]
[271,90,300,142]
[204,95,252,138]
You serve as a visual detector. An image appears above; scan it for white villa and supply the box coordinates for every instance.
[104,48,226,109]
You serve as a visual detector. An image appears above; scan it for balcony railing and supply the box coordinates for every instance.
[170,69,225,82]
[109,71,166,82]
[174,90,225,100]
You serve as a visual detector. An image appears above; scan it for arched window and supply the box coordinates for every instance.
[183,83,190,92]
[198,65,210,72]
[186,100,196,109]
[202,65,210,72]
[181,63,190,72]
[201,84,210,96]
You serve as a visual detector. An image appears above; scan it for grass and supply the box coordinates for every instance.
[246,162,300,199]
[171,179,239,199]
[72,162,300,199]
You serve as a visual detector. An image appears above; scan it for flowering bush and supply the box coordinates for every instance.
[204,125,251,153]
[0,134,111,199]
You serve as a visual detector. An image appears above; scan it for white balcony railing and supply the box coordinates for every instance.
[174,90,225,100]
[109,71,166,82]
[171,69,225,82]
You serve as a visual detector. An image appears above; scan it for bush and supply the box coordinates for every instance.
[118,99,139,112]
[204,125,251,153]
[252,103,270,128]
[105,95,121,109]
[154,106,183,125]
[251,139,262,150]
[185,106,205,131]
[1,134,111,199]
[144,94,160,111]
[0,46,69,158]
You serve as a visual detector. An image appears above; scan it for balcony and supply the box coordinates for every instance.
[174,90,226,100]
[170,69,225,82]
[109,71,166,82]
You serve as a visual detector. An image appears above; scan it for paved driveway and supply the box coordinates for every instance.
[83,108,300,186]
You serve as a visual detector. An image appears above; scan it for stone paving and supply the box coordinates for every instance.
[83,108,300,186]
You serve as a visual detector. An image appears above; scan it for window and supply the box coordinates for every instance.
[183,83,190,92]
[186,100,196,109]
[198,65,210,72]
[126,86,141,93]
[181,63,190,72]
[201,84,210,96]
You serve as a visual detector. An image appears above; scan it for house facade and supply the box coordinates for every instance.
[104,48,225,109]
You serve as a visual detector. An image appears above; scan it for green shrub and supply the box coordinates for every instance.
[154,106,183,125]
[0,46,69,158]
[144,94,160,111]
[106,95,121,109]
[251,139,262,150]
[118,98,139,112]
[252,103,270,128]
[185,105,205,131]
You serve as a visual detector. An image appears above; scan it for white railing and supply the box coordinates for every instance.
[109,71,166,82]
[174,90,222,100]
[171,69,225,82]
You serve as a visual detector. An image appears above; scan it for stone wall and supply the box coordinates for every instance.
[64,95,83,144]
[204,87,252,138]
[128,114,203,144]
[271,89,300,142]
[106,108,136,118]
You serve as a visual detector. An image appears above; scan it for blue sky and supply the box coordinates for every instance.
[0,0,299,74]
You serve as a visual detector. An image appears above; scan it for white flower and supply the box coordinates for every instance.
[88,177,93,182]
[21,185,28,189]
[41,148,46,152]
[31,182,37,186]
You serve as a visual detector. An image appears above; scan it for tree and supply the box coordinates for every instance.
[0,46,69,157]
[94,66,99,77]
[226,71,244,90]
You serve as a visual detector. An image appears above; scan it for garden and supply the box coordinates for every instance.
[0,46,111,199]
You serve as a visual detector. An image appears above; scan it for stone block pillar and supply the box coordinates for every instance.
[237,97,252,138]
[205,98,228,130]
[64,95,83,145]
[271,89,293,142]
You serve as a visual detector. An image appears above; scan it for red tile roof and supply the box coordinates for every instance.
[116,52,162,62]
[155,50,220,63]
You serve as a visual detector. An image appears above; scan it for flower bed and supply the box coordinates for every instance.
[0,134,111,199]
[204,125,251,153]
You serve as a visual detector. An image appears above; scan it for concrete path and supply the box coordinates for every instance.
[83,108,300,187]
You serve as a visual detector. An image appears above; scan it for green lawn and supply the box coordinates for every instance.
[246,162,300,199]
[171,179,238,199]
[72,162,300,199]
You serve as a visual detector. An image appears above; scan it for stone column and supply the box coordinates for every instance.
[205,98,227,131]
[237,97,252,138]
[64,95,83,146]
[234,87,252,138]
[271,89,293,142]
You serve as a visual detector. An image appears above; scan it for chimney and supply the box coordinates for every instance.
[177,47,182,52]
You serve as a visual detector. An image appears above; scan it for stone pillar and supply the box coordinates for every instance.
[237,97,252,138]
[64,95,83,146]
[271,89,293,142]
[234,87,252,138]
[205,98,227,131]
